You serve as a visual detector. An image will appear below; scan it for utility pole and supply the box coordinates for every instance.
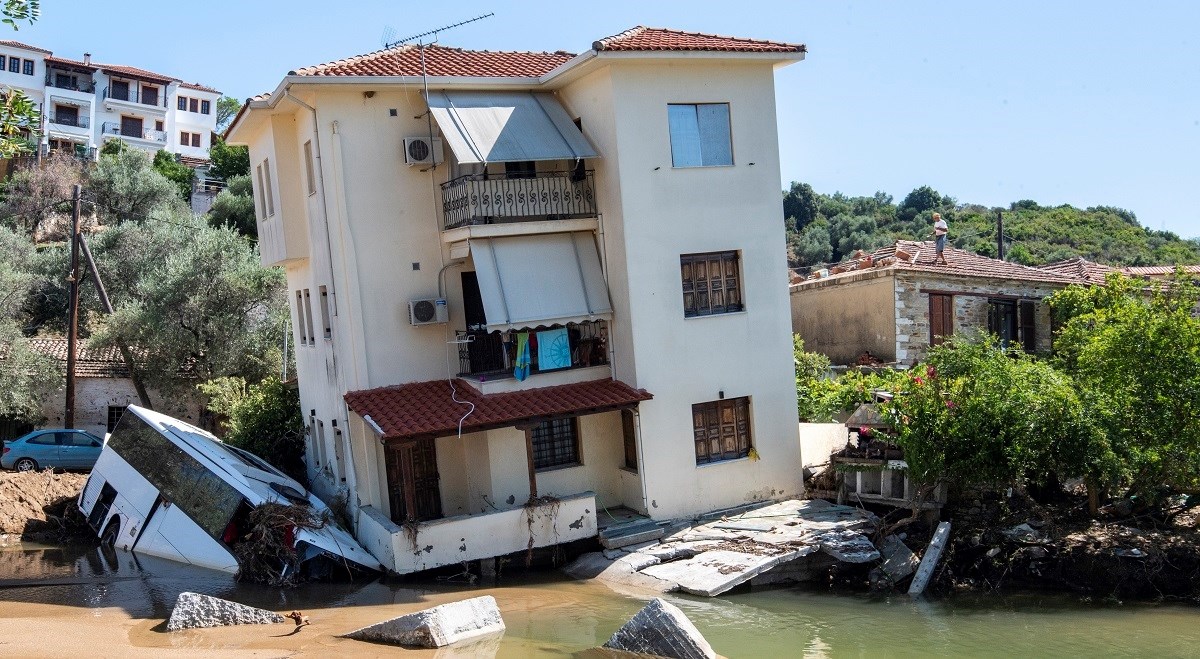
[65,184,81,428]
[996,209,1006,261]
[79,232,153,409]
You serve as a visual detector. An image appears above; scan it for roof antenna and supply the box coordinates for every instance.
[385,12,494,49]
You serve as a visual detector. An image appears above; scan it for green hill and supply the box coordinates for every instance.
[783,183,1200,270]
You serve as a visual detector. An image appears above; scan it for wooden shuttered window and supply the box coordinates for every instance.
[928,293,954,346]
[692,397,752,465]
[1019,300,1036,353]
[681,251,743,317]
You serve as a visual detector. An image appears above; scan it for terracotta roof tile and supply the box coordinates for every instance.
[0,40,51,54]
[45,55,97,72]
[344,378,652,442]
[177,155,210,168]
[1037,257,1120,285]
[796,240,1078,287]
[593,26,804,54]
[97,63,178,84]
[292,43,574,78]
[25,338,132,378]
[1124,265,1200,277]
[179,81,220,94]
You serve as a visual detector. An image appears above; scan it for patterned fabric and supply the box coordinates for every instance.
[537,328,571,371]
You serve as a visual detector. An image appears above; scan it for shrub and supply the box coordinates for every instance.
[198,377,306,483]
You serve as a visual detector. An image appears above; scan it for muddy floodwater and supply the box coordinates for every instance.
[1,543,1198,658]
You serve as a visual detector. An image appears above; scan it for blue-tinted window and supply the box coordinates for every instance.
[668,103,732,167]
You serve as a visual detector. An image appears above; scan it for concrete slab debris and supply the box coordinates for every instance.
[564,552,678,594]
[600,524,666,549]
[640,548,810,597]
[342,595,505,648]
[813,530,881,563]
[604,597,716,659]
[712,519,777,532]
[880,535,918,583]
[908,521,951,596]
[166,592,285,631]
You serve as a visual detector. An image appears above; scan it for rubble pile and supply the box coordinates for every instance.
[232,501,331,586]
[0,470,90,542]
[566,499,880,596]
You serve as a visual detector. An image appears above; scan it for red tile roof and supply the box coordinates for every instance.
[291,43,575,78]
[1125,264,1200,277]
[25,338,133,378]
[796,240,1078,287]
[0,40,51,54]
[593,26,805,54]
[45,55,97,72]
[344,378,652,442]
[98,63,178,84]
[177,155,210,168]
[179,81,220,94]
[1037,257,1120,285]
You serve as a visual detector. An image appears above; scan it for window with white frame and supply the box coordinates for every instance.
[294,290,308,344]
[302,289,315,346]
[318,285,331,339]
[667,103,733,167]
[303,140,316,195]
[262,159,275,216]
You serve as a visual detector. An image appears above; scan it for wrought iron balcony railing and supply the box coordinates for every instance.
[101,122,166,143]
[441,169,597,230]
[102,85,167,108]
[46,74,96,93]
[48,113,89,129]
[456,320,609,379]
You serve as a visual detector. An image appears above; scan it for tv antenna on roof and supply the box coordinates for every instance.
[385,12,494,49]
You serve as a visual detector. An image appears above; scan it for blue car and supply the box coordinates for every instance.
[1,429,105,472]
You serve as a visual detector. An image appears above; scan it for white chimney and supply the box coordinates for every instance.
[83,52,91,65]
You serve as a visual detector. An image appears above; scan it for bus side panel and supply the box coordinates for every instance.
[88,448,161,548]
[138,504,239,573]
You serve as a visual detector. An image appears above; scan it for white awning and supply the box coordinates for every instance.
[470,232,612,331]
[425,91,599,165]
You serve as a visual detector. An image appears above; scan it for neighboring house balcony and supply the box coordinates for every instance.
[45,71,96,94]
[101,121,166,145]
[47,110,90,133]
[102,85,168,116]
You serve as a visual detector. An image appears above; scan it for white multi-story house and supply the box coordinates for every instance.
[227,26,805,575]
[0,40,219,163]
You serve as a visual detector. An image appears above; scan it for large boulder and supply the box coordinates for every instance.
[604,598,715,659]
[342,595,505,648]
[166,592,285,631]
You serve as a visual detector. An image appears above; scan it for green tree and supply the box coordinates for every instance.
[198,376,305,482]
[151,150,195,201]
[88,212,287,394]
[897,185,942,222]
[1049,273,1200,500]
[0,1,41,158]
[0,225,59,421]
[788,222,832,267]
[208,137,250,180]
[86,147,186,223]
[783,181,818,232]
[215,96,242,132]
[884,337,1109,492]
[206,174,256,237]
[0,151,83,236]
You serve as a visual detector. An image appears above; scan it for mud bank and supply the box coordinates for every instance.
[0,470,91,544]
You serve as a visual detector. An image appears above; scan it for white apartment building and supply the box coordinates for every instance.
[227,26,805,575]
[0,40,219,162]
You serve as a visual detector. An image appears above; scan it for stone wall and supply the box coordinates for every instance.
[38,378,203,439]
[894,271,1066,366]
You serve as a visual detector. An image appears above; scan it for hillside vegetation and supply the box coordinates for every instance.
[783,182,1200,270]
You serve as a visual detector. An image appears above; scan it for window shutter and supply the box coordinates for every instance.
[1019,300,1036,352]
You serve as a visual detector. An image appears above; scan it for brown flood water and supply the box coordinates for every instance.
[1,542,1199,658]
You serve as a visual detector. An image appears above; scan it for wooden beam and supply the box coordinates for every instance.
[401,446,418,523]
[524,427,538,499]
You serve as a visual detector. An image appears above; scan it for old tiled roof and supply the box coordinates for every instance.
[179,81,220,94]
[98,63,178,84]
[1037,257,1120,285]
[1125,265,1200,277]
[177,155,210,168]
[25,338,132,378]
[291,43,575,78]
[45,55,98,71]
[877,241,1078,284]
[593,26,805,53]
[344,378,652,442]
[0,40,51,54]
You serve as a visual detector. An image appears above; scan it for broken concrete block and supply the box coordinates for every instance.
[604,598,715,659]
[564,552,678,594]
[813,530,881,563]
[640,548,812,597]
[616,552,661,572]
[166,592,285,631]
[908,521,951,596]
[342,595,505,648]
[600,524,666,549]
[880,535,918,583]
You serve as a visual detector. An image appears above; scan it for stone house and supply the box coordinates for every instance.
[23,338,204,439]
[790,240,1078,366]
[227,26,806,575]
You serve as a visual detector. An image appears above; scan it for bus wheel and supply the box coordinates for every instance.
[100,519,120,548]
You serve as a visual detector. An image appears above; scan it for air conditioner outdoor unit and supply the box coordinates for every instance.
[409,297,448,325]
[403,136,444,166]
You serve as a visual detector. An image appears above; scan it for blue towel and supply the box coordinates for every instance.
[537,328,571,371]
[514,333,530,381]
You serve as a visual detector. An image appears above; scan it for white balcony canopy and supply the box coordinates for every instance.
[425,91,599,165]
[470,232,612,331]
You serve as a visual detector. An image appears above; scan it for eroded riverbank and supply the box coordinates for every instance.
[2,542,1199,658]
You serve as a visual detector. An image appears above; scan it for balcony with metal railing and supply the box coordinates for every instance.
[441,169,597,230]
[101,122,166,143]
[102,85,168,112]
[47,113,90,129]
[456,320,609,383]
[45,72,96,94]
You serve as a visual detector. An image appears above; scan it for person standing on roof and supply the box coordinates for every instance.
[932,212,949,265]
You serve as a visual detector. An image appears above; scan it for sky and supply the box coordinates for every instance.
[20,1,1200,237]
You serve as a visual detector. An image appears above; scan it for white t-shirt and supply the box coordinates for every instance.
[934,219,948,235]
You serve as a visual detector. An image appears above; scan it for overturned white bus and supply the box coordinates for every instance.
[77,405,379,577]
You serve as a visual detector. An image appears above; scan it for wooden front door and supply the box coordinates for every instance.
[929,293,954,346]
[385,440,442,523]
[120,115,143,138]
